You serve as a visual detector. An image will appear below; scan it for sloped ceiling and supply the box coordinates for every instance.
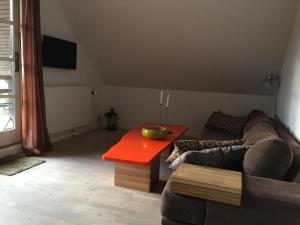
[57,0,299,95]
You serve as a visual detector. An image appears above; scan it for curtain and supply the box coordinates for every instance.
[20,0,52,155]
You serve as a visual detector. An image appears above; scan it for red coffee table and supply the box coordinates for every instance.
[102,122,188,192]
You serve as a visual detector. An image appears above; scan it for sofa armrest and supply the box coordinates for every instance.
[204,175,300,225]
[168,164,300,225]
[170,163,242,206]
[243,174,300,207]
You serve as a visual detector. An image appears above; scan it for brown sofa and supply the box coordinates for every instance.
[161,110,300,225]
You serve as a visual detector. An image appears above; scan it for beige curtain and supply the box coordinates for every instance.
[20,0,52,155]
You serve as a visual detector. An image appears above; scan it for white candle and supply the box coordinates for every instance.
[166,94,170,108]
[160,90,163,105]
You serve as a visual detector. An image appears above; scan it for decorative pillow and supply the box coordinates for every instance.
[169,148,223,170]
[205,111,248,136]
[166,139,244,163]
[170,145,251,170]
[243,138,293,180]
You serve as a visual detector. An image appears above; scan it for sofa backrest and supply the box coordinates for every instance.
[243,110,277,145]
[276,122,300,183]
[242,110,293,180]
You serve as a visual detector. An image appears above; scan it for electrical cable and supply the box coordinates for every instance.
[274,75,281,119]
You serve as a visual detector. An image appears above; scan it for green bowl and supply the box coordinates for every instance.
[142,126,168,140]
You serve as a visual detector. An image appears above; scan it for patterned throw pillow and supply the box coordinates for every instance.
[169,145,251,170]
[205,111,248,136]
[169,148,223,170]
[166,139,244,163]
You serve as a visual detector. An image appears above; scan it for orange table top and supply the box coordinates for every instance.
[102,122,188,165]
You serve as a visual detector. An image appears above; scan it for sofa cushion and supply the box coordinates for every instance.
[166,139,244,163]
[243,110,273,133]
[284,141,300,183]
[169,145,251,170]
[276,123,300,183]
[243,138,293,180]
[205,175,300,225]
[243,110,278,145]
[243,121,278,145]
[205,111,248,136]
[161,180,206,225]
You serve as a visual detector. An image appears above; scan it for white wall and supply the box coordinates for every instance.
[278,4,300,141]
[57,0,299,96]
[103,86,274,135]
[45,86,92,134]
[40,0,103,134]
[39,0,276,138]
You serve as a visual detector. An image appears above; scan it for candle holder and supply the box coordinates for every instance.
[159,103,163,125]
[165,107,169,125]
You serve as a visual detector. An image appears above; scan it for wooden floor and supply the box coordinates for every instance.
[0,129,173,225]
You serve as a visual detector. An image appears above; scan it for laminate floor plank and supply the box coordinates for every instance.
[0,129,173,225]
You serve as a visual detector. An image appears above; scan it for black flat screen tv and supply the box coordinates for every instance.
[42,35,77,69]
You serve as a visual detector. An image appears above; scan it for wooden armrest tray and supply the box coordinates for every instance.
[170,163,242,206]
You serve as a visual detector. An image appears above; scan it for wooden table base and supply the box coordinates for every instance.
[114,156,160,192]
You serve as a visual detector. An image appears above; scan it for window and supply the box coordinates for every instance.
[0,0,20,147]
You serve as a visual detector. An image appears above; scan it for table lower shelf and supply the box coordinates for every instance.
[114,156,160,192]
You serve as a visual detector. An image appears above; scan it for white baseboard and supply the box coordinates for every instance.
[0,144,22,159]
[0,124,100,159]
[0,123,197,159]
[49,124,100,143]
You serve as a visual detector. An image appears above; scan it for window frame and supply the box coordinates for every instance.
[0,0,21,146]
